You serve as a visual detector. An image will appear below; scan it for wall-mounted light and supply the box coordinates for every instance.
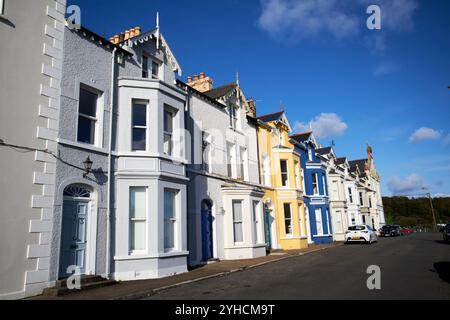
[83,156,93,178]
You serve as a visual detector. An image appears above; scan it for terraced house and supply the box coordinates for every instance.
[256,111,308,251]
[290,133,333,244]
[180,74,266,266]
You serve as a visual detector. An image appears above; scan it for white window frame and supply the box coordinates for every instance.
[131,100,148,152]
[252,201,261,244]
[299,205,305,237]
[232,200,244,243]
[280,160,289,187]
[294,161,300,189]
[322,174,327,196]
[142,54,161,80]
[227,143,235,178]
[163,107,175,156]
[312,173,319,195]
[359,192,364,206]
[262,155,271,187]
[284,203,293,236]
[240,147,248,181]
[348,187,353,204]
[164,189,178,251]
[229,105,239,129]
[0,0,4,15]
[129,187,148,254]
[77,85,103,147]
[315,208,323,236]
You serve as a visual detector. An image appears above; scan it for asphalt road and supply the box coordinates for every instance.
[147,233,450,300]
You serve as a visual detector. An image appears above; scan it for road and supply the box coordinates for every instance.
[147,233,450,300]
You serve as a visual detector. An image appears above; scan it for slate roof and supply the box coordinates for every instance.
[336,157,347,165]
[290,132,312,143]
[349,159,367,173]
[256,111,284,123]
[204,83,237,100]
[316,147,332,156]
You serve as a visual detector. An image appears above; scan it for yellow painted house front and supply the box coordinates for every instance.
[256,111,309,250]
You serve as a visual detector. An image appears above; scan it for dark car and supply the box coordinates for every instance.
[380,225,402,237]
[443,224,450,243]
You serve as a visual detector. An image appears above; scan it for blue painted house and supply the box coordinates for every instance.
[290,132,333,244]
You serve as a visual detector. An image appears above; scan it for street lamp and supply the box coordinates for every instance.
[83,156,93,178]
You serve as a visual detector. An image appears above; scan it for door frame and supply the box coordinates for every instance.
[59,187,98,279]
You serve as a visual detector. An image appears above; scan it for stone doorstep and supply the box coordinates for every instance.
[33,243,342,300]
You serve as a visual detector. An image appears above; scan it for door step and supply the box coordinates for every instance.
[206,258,220,265]
[42,275,116,297]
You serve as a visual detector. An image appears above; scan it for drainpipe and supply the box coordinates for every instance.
[106,47,117,279]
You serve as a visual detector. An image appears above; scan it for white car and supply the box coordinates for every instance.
[345,225,378,244]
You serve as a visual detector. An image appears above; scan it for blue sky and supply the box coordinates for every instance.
[67,0,450,197]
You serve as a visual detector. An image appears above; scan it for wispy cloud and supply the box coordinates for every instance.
[444,134,450,146]
[258,0,419,42]
[409,127,442,143]
[388,174,427,196]
[294,113,348,139]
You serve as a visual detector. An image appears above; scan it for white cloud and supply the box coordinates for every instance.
[258,0,419,41]
[294,113,348,139]
[388,174,427,196]
[409,127,442,143]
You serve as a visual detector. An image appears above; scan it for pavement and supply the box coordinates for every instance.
[146,232,450,300]
[30,242,342,300]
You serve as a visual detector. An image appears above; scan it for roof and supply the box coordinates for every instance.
[204,83,237,100]
[257,111,284,123]
[176,80,227,110]
[349,159,367,173]
[290,132,313,143]
[71,25,133,56]
[316,147,332,156]
[336,157,347,165]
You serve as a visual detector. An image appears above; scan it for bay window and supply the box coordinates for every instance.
[312,173,319,195]
[315,208,323,235]
[129,187,147,252]
[280,160,289,187]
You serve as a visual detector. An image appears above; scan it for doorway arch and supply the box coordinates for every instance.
[59,184,94,279]
[201,199,214,261]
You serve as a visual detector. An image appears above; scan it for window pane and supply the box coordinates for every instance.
[280,160,287,173]
[164,110,173,132]
[164,221,174,249]
[234,222,243,243]
[132,128,146,151]
[164,191,175,219]
[130,188,146,219]
[152,61,159,77]
[130,221,146,251]
[233,201,243,221]
[142,56,148,78]
[133,103,147,127]
[79,88,97,117]
[164,190,176,250]
[164,133,172,155]
[77,116,95,144]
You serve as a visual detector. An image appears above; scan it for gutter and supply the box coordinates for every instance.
[106,47,117,279]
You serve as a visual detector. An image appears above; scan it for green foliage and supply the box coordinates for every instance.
[382,196,450,227]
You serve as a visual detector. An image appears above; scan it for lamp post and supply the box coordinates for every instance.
[422,188,437,231]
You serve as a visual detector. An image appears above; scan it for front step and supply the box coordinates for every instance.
[43,275,116,297]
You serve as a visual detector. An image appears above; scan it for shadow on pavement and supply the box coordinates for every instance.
[433,262,450,283]
[435,240,450,245]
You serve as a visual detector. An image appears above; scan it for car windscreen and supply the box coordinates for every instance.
[348,226,366,231]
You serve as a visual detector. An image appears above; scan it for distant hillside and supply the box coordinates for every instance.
[382,196,450,227]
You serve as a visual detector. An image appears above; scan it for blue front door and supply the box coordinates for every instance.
[59,201,88,278]
[201,207,213,261]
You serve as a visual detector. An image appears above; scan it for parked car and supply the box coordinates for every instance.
[380,225,402,237]
[345,225,378,244]
[443,224,450,243]
[400,227,415,235]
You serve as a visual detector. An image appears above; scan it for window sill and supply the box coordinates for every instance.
[58,138,109,155]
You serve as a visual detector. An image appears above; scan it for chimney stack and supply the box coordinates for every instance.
[110,26,142,44]
[247,98,257,117]
[187,72,214,92]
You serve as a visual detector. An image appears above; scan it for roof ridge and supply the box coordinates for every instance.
[256,110,284,119]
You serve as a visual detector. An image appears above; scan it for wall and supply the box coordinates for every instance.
[0,0,66,299]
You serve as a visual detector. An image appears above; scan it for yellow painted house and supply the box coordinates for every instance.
[255,111,309,250]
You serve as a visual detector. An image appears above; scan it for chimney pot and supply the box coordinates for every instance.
[200,72,205,79]
[187,76,193,83]
[124,30,130,40]
[129,28,135,38]
[135,27,141,36]
[194,74,199,81]
[119,32,125,42]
